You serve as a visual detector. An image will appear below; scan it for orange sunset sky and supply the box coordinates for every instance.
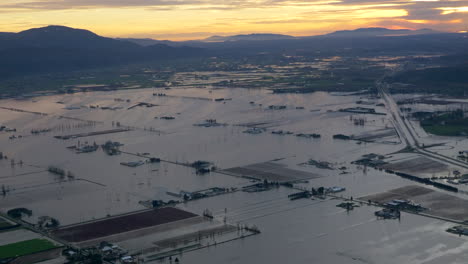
[0,0,467,40]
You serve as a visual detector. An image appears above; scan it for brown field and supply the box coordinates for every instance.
[52,207,197,243]
[381,156,448,174]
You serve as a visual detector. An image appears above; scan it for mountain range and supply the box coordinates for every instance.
[0,25,201,78]
[0,25,466,79]
[118,27,441,47]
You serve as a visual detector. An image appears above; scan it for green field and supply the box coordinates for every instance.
[422,125,468,137]
[0,239,57,259]
[419,110,468,137]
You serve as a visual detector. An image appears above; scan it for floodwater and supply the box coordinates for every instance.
[1,86,468,263]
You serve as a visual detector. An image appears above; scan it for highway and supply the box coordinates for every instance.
[376,81,468,170]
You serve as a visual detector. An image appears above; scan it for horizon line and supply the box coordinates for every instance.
[0,24,451,42]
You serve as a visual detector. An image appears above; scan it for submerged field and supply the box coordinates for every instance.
[1,77,468,263]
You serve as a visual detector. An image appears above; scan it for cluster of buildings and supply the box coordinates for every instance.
[0,125,16,132]
[194,119,227,127]
[243,127,265,134]
[268,105,287,110]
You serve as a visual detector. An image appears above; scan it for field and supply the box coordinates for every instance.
[3,71,468,263]
[222,162,322,182]
[420,110,468,136]
[381,155,448,175]
[422,124,468,137]
[52,207,197,243]
[0,239,57,259]
[389,63,468,97]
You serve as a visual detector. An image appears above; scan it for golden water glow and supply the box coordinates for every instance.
[0,0,466,40]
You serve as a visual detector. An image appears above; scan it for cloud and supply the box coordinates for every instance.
[0,0,296,11]
[0,0,203,10]
[0,0,413,11]
[0,0,467,39]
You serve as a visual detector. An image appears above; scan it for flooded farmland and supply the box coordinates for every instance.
[2,84,468,264]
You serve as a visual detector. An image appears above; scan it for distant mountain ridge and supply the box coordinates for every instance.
[0,25,138,50]
[323,27,439,38]
[0,25,202,78]
[117,33,297,47]
[0,25,465,81]
[115,37,174,47]
[117,27,442,48]
[202,33,296,42]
